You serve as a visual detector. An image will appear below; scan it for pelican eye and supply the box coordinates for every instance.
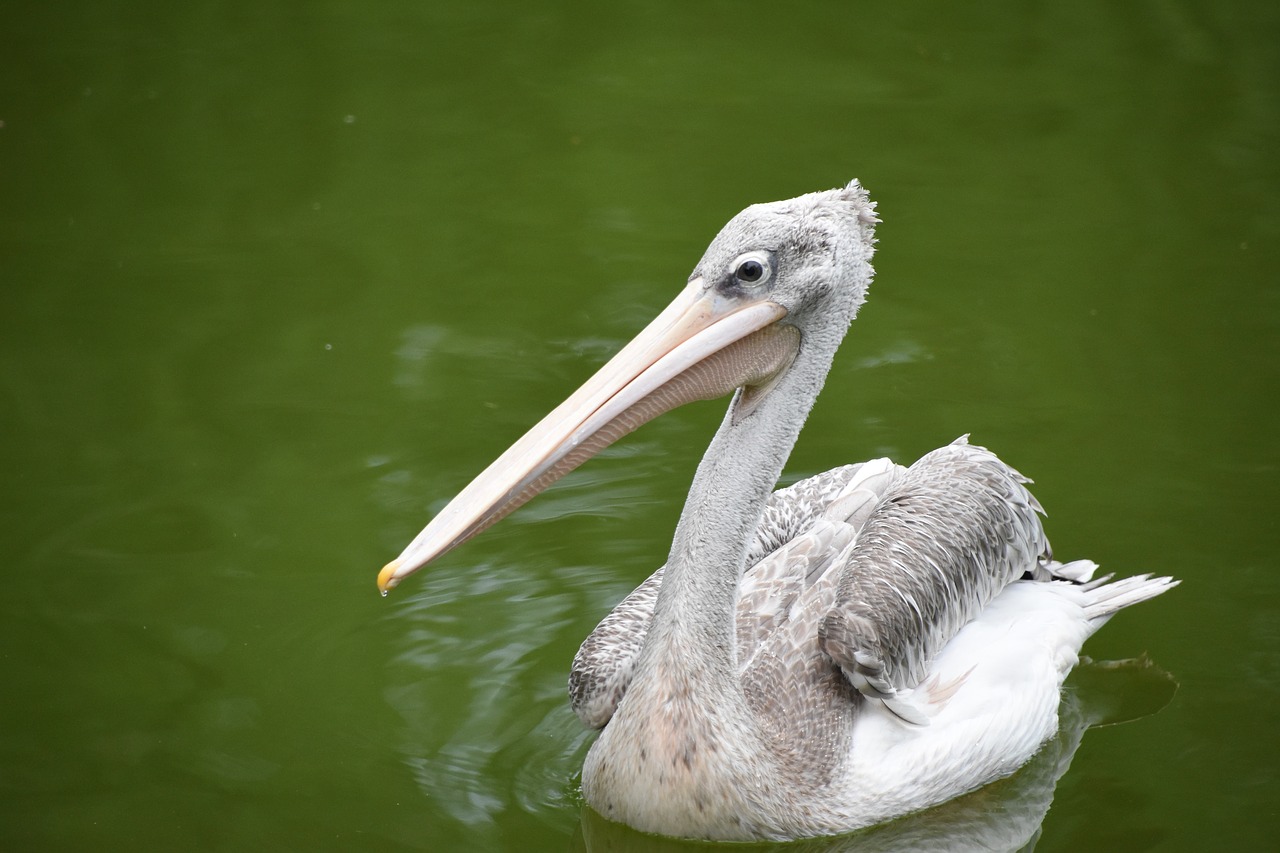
[737,260,764,282]
[730,251,774,288]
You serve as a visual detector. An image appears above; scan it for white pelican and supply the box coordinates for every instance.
[377,180,1177,841]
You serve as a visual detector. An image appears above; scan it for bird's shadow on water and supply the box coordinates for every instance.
[569,656,1177,853]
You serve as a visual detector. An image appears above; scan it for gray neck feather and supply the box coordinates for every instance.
[641,317,848,684]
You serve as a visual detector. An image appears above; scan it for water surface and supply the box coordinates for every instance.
[2,2,1277,850]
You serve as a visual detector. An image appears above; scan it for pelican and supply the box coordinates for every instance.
[377,180,1177,841]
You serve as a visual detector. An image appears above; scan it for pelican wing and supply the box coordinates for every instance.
[817,437,1049,722]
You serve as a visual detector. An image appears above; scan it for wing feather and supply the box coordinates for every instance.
[818,438,1049,722]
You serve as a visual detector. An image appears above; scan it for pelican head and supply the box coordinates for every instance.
[378,180,878,593]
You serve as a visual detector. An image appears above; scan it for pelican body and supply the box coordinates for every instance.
[377,181,1177,841]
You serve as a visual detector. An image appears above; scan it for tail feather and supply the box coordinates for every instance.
[1082,573,1180,626]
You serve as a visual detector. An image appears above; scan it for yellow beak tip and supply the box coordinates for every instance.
[377,560,401,596]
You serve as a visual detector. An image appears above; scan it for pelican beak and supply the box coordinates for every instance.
[378,279,796,594]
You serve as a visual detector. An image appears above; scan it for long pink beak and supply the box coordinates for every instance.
[378,278,796,594]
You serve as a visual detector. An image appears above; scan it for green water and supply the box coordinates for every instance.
[3,2,1277,850]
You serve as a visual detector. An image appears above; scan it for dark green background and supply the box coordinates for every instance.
[3,2,1276,850]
